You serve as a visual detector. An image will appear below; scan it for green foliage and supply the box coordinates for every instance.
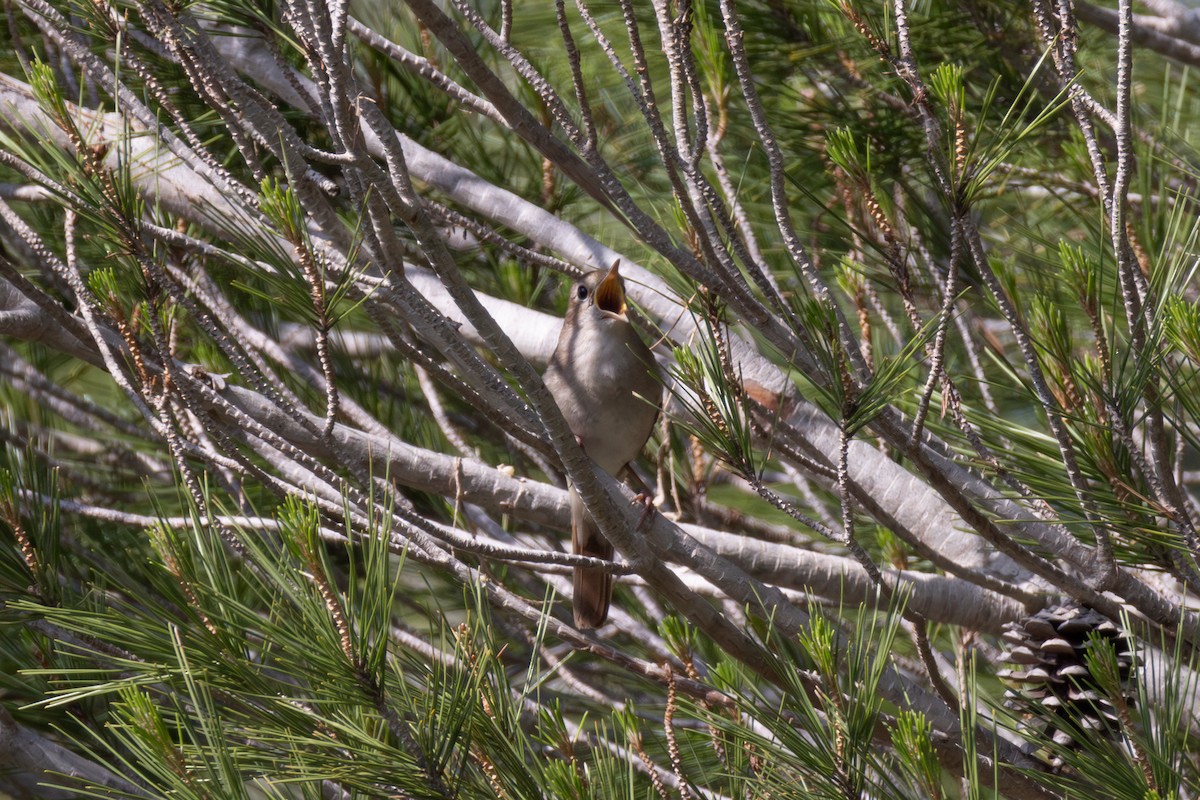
[891,710,943,800]
[684,591,965,799]
[667,310,757,474]
[4,0,1200,798]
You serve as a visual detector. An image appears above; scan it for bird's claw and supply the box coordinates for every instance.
[632,492,656,531]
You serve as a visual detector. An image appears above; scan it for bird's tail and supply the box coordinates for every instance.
[570,486,614,629]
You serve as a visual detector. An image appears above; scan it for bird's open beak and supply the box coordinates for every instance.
[594,261,627,316]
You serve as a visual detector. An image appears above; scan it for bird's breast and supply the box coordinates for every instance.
[545,318,660,474]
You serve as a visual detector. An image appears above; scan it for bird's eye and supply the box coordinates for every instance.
[576,285,588,301]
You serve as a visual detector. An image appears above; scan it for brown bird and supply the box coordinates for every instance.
[544,261,661,629]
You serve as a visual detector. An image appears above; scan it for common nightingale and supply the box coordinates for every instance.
[544,261,660,629]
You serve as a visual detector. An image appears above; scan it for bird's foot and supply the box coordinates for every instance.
[632,492,657,531]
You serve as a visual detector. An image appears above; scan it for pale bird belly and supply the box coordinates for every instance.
[577,396,655,474]
[547,317,659,475]
[560,362,656,473]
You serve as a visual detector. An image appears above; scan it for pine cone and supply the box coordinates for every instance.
[998,604,1137,767]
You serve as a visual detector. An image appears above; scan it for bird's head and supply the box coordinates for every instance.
[570,260,628,323]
